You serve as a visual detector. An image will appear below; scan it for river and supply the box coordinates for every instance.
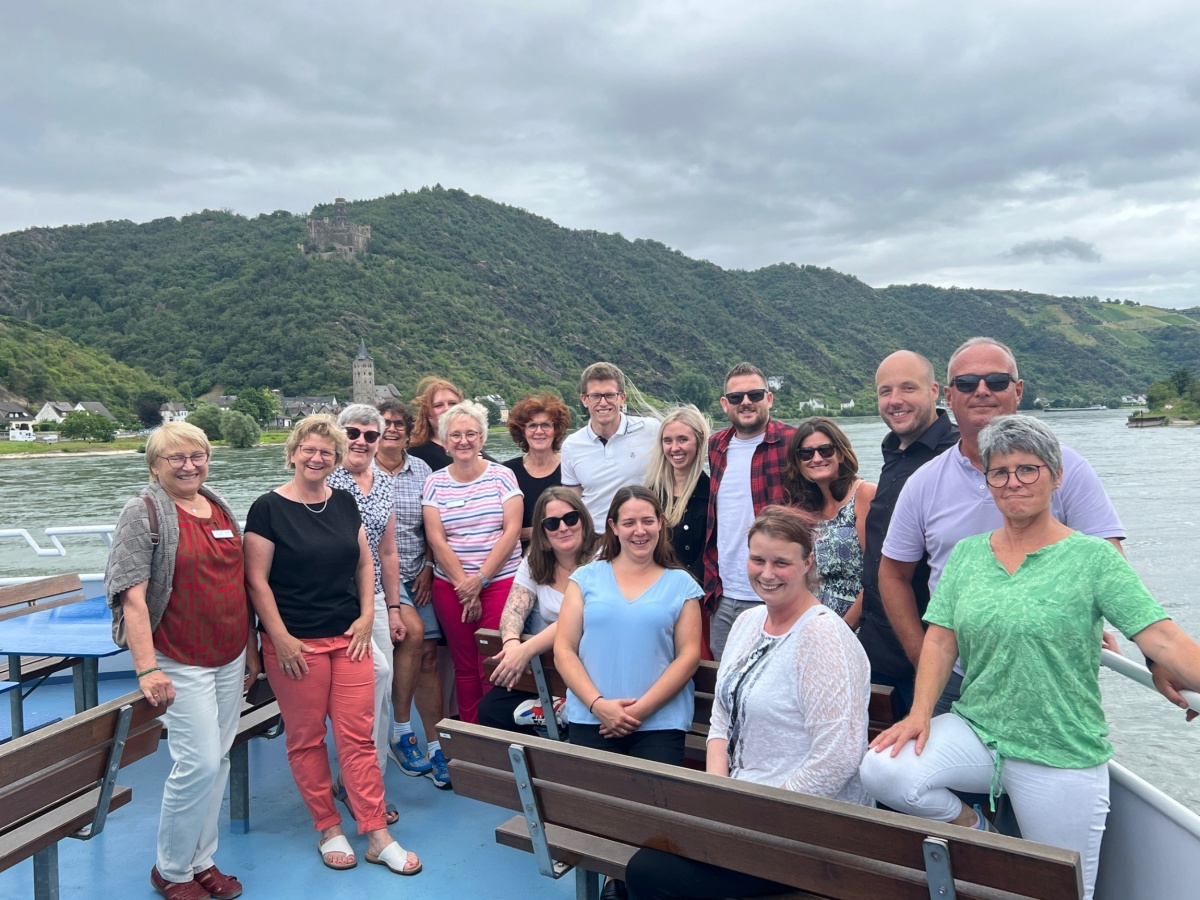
[1,409,1197,811]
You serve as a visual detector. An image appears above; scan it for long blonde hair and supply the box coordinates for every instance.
[644,405,710,527]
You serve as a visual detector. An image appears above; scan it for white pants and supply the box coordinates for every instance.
[370,591,393,774]
[859,713,1109,900]
[156,651,245,883]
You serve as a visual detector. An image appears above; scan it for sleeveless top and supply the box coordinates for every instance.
[814,481,863,617]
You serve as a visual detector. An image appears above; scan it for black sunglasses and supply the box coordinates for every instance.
[344,427,381,443]
[951,372,1015,393]
[541,510,582,531]
[797,443,837,461]
[724,389,767,404]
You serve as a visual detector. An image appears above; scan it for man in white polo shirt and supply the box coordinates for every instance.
[561,361,661,530]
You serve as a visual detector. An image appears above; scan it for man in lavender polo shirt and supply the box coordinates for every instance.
[880,337,1125,712]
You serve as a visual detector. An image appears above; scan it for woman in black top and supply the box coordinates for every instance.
[244,415,421,877]
[644,405,710,583]
[502,392,572,550]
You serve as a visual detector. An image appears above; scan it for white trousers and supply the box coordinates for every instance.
[859,713,1109,900]
[156,651,245,883]
[370,591,393,774]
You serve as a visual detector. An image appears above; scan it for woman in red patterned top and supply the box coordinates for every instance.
[106,422,259,900]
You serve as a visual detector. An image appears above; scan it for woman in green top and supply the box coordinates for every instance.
[861,415,1200,900]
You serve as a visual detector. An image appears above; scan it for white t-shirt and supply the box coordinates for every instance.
[715,433,764,601]
[560,413,661,529]
[512,556,565,633]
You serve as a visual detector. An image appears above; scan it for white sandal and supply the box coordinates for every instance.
[365,840,422,876]
[318,834,357,870]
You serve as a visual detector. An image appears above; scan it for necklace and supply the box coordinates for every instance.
[303,494,329,514]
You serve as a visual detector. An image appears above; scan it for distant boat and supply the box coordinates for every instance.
[1127,413,1169,428]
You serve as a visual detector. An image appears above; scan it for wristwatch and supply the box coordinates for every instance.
[479,571,492,588]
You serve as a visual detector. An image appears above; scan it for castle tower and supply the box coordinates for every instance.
[352,338,375,405]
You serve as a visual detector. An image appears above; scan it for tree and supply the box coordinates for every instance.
[671,372,715,412]
[231,387,279,426]
[135,390,169,429]
[220,410,261,448]
[186,403,225,441]
[59,410,116,442]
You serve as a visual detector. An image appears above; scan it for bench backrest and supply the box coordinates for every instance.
[475,629,895,734]
[0,574,87,623]
[442,720,1082,900]
[0,690,164,835]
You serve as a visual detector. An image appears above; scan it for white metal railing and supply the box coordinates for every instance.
[0,525,116,556]
[1101,648,1200,715]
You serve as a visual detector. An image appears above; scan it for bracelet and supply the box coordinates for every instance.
[423,560,435,569]
[588,695,603,714]
[387,605,403,610]
[136,666,162,679]
[503,637,521,645]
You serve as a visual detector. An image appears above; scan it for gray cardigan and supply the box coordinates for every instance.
[104,480,241,633]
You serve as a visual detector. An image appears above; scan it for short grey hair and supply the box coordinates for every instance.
[947,337,1019,382]
[438,400,489,441]
[979,415,1062,475]
[338,404,384,431]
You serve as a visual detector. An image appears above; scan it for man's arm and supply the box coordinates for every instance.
[878,555,925,668]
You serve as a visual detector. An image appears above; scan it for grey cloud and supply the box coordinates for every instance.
[1005,238,1103,264]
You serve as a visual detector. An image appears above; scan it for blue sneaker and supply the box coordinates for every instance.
[389,733,432,777]
[428,749,452,790]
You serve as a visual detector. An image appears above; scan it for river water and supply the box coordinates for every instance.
[2,410,1197,810]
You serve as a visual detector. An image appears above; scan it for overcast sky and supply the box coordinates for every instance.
[3,2,1198,307]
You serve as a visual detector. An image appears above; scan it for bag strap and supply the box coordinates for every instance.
[142,494,160,546]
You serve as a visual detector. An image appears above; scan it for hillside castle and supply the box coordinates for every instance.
[305,198,370,255]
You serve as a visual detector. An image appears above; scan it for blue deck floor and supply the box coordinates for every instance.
[1,677,575,900]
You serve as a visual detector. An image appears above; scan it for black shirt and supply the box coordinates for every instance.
[503,455,562,532]
[858,410,959,680]
[670,471,710,585]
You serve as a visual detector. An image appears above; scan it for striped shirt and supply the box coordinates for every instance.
[422,462,523,582]
[377,454,433,582]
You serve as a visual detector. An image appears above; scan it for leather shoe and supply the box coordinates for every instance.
[194,865,243,900]
[150,866,211,900]
[601,878,628,900]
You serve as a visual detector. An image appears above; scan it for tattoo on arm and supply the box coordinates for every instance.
[499,585,537,638]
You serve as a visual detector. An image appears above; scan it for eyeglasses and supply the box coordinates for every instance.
[724,389,767,404]
[585,392,622,404]
[297,446,335,461]
[163,452,209,468]
[344,427,381,443]
[541,510,582,531]
[985,464,1049,488]
[382,419,407,431]
[951,372,1015,393]
[447,431,482,443]
[797,443,837,461]
[525,422,554,432]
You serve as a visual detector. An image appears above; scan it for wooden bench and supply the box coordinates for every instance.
[0,574,88,684]
[441,720,1084,900]
[0,691,165,900]
[475,629,896,756]
[228,676,284,834]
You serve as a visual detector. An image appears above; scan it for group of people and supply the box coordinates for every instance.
[102,341,1200,900]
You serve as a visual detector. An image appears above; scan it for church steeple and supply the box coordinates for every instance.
[356,338,370,360]
[352,337,375,404]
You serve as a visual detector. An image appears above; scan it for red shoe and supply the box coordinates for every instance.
[150,866,211,900]
[194,865,243,900]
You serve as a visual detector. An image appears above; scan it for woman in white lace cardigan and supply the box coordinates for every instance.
[623,505,873,900]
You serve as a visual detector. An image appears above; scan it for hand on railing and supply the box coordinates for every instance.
[1101,649,1200,721]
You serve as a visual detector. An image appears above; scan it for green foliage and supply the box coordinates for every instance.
[1145,366,1200,419]
[59,409,116,442]
[477,398,501,426]
[231,386,278,425]
[670,372,715,411]
[219,410,261,448]
[186,403,224,441]
[135,389,169,429]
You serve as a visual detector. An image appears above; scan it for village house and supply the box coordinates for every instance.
[0,401,31,421]
[34,400,119,424]
[160,402,190,424]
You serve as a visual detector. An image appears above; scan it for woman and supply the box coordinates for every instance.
[503,392,572,550]
[106,422,257,900]
[861,415,1200,900]
[422,400,523,724]
[327,404,408,823]
[244,415,420,877]
[625,505,872,900]
[554,485,702,764]
[373,399,449,789]
[407,377,466,471]
[478,488,599,734]
[783,417,876,628]
[644,405,710,583]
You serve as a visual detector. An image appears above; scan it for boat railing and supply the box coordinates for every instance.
[1101,648,1200,714]
[0,525,116,557]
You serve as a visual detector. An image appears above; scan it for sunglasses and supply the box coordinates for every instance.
[797,443,837,461]
[344,427,381,443]
[724,389,767,404]
[951,372,1015,393]
[541,510,582,531]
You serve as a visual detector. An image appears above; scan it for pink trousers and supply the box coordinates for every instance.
[431,576,512,724]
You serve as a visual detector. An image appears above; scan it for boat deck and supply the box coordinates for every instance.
[1,676,574,900]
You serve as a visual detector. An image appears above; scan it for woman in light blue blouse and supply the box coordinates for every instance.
[554,485,702,765]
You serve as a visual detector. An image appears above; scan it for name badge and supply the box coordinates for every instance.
[212,529,235,539]
[445,499,466,509]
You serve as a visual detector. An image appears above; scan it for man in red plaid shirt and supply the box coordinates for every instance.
[702,363,795,660]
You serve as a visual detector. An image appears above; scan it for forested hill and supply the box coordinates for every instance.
[1,185,1198,410]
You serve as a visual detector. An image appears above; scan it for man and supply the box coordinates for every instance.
[703,363,794,660]
[857,350,958,717]
[561,361,660,529]
[880,337,1125,710]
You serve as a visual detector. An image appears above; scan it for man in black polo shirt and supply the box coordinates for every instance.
[857,350,958,718]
